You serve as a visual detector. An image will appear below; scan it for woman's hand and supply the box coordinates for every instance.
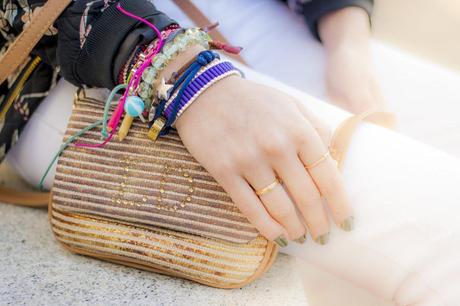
[175,76,353,246]
[319,7,384,114]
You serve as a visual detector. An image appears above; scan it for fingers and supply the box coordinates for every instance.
[273,152,330,244]
[219,176,288,245]
[298,121,354,232]
[244,165,307,242]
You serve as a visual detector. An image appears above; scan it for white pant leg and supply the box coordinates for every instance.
[245,67,460,306]
[8,63,460,305]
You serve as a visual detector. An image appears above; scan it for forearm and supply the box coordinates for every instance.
[317,6,383,113]
[318,7,371,53]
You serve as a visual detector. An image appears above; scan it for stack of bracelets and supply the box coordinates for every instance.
[38,4,244,188]
[114,24,243,142]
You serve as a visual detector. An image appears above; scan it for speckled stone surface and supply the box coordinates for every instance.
[0,162,307,306]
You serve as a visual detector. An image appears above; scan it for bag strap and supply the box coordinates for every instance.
[172,0,248,66]
[0,0,72,85]
[0,187,49,207]
[0,0,71,207]
[330,110,395,170]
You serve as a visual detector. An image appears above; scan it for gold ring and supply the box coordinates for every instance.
[255,178,281,196]
[305,151,330,170]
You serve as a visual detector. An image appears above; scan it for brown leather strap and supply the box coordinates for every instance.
[0,0,72,85]
[172,0,249,66]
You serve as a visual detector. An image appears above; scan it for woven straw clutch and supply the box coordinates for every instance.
[49,90,278,288]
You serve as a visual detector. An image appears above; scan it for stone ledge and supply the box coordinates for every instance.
[0,203,307,306]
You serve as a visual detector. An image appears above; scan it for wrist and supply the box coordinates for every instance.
[175,74,243,131]
[319,7,371,53]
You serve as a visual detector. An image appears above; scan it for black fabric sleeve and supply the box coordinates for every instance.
[56,0,176,89]
[300,0,373,41]
[0,0,178,162]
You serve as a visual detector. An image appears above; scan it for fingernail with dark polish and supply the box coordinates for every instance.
[274,235,289,247]
[294,234,307,244]
[315,233,330,245]
[340,216,355,232]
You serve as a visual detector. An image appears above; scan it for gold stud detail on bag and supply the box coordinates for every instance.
[109,153,197,212]
[148,163,196,212]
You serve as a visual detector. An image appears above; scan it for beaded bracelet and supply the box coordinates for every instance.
[121,28,180,85]
[119,45,143,85]
[118,25,180,85]
[137,28,212,105]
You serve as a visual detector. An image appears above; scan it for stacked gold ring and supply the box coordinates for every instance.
[305,151,330,170]
[255,178,281,196]
[255,151,331,197]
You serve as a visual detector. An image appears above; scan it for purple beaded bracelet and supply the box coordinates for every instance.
[163,61,241,123]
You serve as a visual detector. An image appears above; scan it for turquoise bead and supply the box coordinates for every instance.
[124,96,145,117]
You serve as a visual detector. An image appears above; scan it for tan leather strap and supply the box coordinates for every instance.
[0,0,71,207]
[330,110,395,170]
[0,187,49,207]
[0,0,72,85]
[172,0,249,66]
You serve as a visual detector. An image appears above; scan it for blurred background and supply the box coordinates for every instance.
[373,0,460,72]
